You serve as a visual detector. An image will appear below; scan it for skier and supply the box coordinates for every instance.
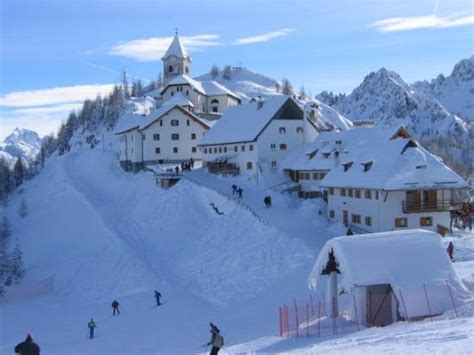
[232,184,237,195]
[346,228,354,236]
[268,195,272,207]
[190,157,195,169]
[88,318,97,339]
[263,196,269,208]
[175,166,180,175]
[154,290,162,306]
[237,187,243,199]
[14,334,40,355]
[205,322,224,355]
[447,242,454,261]
[112,299,120,315]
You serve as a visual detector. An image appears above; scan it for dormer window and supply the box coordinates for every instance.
[362,161,373,172]
[279,127,286,134]
[296,127,303,134]
[323,153,330,159]
[343,162,353,172]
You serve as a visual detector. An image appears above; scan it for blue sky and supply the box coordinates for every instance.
[0,0,473,139]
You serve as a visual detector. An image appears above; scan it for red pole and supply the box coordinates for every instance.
[306,303,310,337]
[423,284,434,321]
[352,294,360,331]
[285,305,290,338]
[446,280,458,318]
[399,289,410,323]
[310,294,315,317]
[294,300,300,338]
[279,306,283,337]
[317,301,321,337]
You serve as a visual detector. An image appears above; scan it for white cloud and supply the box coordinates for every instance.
[109,34,221,61]
[372,14,474,32]
[0,84,115,108]
[233,29,295,45]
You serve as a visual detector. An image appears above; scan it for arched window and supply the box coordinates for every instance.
[169,65,173,73]
[279,127,286,134]
[211,99,219,113]
[185,66,189,74]
[211,99,219,104]
[296,127,303,134]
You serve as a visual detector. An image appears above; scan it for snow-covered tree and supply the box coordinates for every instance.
[299,85,307,100]
[0,159,12,201]
[18,198,27,219]
[210,64,219,79]
[131,79,144,97]
[121,70,130,99]
[281,78,293,95]
[9,245,25,283]
[13,158,24,187]
[275,81,281,93]
[222,65,232,80]
[0,217,12,289]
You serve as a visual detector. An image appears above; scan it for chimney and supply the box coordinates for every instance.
[257,97,264,109]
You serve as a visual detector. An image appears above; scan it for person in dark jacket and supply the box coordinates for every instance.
[447,242,454,261]
[112,299,120,315]
[88,319,96,339]
[154,290,162,306]
[14,334,40,355]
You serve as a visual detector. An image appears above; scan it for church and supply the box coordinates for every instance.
[115,32,240,171]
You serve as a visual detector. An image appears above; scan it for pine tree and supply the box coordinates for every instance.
[0,217,11,287]
[222,65,232,80]
[210,64,219,79]
[121,70,130,99]
[10,245,25,283]
[299,85,307,100]
[13,158,24,187]
[275,81,281,93]
[18,198,27,219]
[0,159,12,201]
[281,78,293,96]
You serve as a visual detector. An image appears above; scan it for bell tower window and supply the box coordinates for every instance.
[169,65,173,73]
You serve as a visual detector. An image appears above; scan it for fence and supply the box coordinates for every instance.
[279,280,462,339]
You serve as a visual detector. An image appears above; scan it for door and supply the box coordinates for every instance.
[366,284,393,327]
[423,190,437,210]
[406,190,421,211]
[343,210,349,225]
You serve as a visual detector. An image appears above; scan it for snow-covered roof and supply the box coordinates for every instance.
[319,136,467,190]
[162,34,189,60]
[308,229,469,317]
[114,98,209,135]
[199,95,301,146]
[161,75,240,100]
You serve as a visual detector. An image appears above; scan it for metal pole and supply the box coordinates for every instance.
[423,284,434,321]
[306,303,310,337]
[294,300,300,338]
[398,289,410,323]
[446,280,458,318]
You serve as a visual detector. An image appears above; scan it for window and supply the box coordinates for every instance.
[241,145,245,151]
[171,91,174,96]
[279,127,286,134]
[160,120,163,127]
[395,218,408,228]
[234,146,238,152]
[348,189,353,197]
[313,172,318,180]
[343,162,353,172]
[420,217,433,226]
[246,162,253,170]
[211,99,219,104]
[155,147,160,154]
[212,107,218,113]
[365,190,372,199]
[320,172,326,179]
[169,65,173,73]
[249,144,254,151]
[143,134,146,140]
[270,143,276,151]
[213,147,217,153]
[224,147,227,153]
[219,147,222,153]
[131,135,134,141]
[192,147,197,153]
[271,160,277,167]
[191,133,196,140]
[329,188,334,195]
[296,127,303,134]
[173,147,178,153]
[355,190,361,198]
[280,144,287,151]
[186,90,189,96]
[352,214,361,224]
[363,161,373,172]
[340,188,346,196]
[375,191,379,200]
[204,148,208,154]
[171,134,180,140]
[323,153,330,159]
[153,134,160,141]
[187,120,190,126]
[171,119,179,126]
[185,66,189,74]
[299,172,305,180]
[304,172,310,180]
[365,216,372,226]
[329,210,335,218]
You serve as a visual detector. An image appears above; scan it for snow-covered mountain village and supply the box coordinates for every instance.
[1,1,474,354]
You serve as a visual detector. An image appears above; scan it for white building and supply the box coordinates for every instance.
[313,126,468,235]
[198,96,319,177]
[308,229,469,327]
[115,98,211,171]
[115,31,241,171]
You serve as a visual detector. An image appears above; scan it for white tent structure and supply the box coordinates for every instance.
[308,229,469,327]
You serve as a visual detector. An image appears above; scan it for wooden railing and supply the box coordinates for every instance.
[402,200,464,213]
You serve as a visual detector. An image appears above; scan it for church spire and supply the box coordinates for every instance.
[162,30,192,84]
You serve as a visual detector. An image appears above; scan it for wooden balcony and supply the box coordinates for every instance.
[402,200,464,213]
[206,161,240,176]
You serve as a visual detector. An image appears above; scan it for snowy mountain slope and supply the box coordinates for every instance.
[413,56,474,123]
[317,67,469,138]
[0,128,42,166]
